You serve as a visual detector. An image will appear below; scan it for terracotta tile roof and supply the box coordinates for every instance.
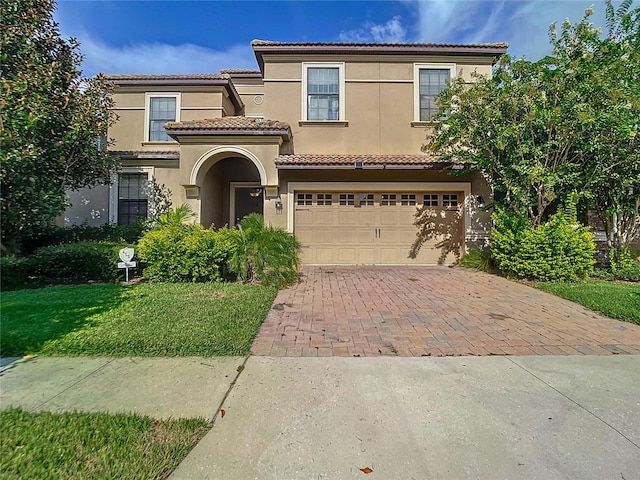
[165,116,292,140]
[252,40,508,73]
[106,74,245,112]
[252,39,509,49]
[109,150,180,160]
[106,73,230,81]
[166,116,289,130]
[220,69,262,75]
[275,154,451,170]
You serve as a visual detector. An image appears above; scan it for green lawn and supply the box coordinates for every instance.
[0,408,209,480]
[536,280,640,324]
[0,282,277,357]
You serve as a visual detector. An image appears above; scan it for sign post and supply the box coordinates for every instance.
[118,248,136,283]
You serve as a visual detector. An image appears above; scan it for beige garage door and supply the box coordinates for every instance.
[294,191,463,265]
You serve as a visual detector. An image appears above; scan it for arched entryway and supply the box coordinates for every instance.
[195,152,265,228]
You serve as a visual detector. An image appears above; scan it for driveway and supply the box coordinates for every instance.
[251,266,640,357]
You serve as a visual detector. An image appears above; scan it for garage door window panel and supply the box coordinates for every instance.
[339,193,355,206]
[423,194,439,207]
[381,194,397,206]
[401,194,417,206]
[443,194,459,207]
[359,193,374,206]
[297,193,313,206]
[317,193,333,206]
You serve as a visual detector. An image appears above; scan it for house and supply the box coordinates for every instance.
[65,40,509,265]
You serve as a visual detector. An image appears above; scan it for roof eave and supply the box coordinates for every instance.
[108,150,180,160]
[275,162,452,170]
[167,129,292,142]
[253,43,509,72]
[110,78,230,86]
[111,78,244,114]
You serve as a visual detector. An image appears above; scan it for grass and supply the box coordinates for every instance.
[0,282,277,357]
[536,279,640,324]
[0,407,209,480]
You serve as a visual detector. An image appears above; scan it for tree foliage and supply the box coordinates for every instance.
[427,2,639,252]
[0,0,118,253]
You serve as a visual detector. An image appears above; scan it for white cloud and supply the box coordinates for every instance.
[410,0,607,61]
[69,34,258,76]
[339,16,408,43]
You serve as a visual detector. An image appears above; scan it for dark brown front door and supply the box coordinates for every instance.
[234,187,263,224]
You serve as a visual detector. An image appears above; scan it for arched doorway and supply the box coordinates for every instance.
[200,156,263,228]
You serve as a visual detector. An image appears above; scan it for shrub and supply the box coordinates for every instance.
[0,257,37,291]
[228,213,301,288]
[1,242,132,290]
[22,221,148,254]
[460,248,494,273]
[609,246,638,273]
[491,208,595,282]
[593,262,640,282]
[137,223,234,283]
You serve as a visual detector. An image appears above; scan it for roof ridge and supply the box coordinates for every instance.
[252,39,509,48]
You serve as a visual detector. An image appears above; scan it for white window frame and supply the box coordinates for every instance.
[301,62,345,122]
[413,63,456,123]
[144,93,181,142]
[109,166,154,223]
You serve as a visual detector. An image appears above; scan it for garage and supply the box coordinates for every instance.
[292,186,466,265]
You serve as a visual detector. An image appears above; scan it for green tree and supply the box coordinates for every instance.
[426,3,639,255]
[426,55,585,226]
[1,0,118,254]
[562,2,640,258]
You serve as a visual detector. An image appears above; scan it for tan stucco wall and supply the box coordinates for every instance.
[261,55,494,154]
[178,141,281,188]
[110,88,239,151]
[233,81,265,118]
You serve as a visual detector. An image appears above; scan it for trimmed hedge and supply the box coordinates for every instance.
[491,209,596,282]
[21,222,148,255]
[1,242,136,291]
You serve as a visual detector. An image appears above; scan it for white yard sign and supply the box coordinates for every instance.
[117,248,136,283]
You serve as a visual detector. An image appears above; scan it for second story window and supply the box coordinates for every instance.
[145,93,180,142]
[413,64,455,123]
[308,68,339,120]
[302,63,345,122]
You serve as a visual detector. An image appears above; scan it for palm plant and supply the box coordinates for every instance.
[229,213,301,288]
[155,204,196,228]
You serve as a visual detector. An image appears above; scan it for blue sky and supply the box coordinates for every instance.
[55,0,618,76]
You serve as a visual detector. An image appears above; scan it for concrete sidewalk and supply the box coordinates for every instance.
[170,355,640,480]
[0,356,244,420]
[2,355,639,479]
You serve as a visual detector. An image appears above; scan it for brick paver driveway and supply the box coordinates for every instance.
[251,266,640,357]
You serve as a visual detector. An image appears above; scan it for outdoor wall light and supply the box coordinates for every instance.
[275,196,283,210]
[476,195,485,207]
